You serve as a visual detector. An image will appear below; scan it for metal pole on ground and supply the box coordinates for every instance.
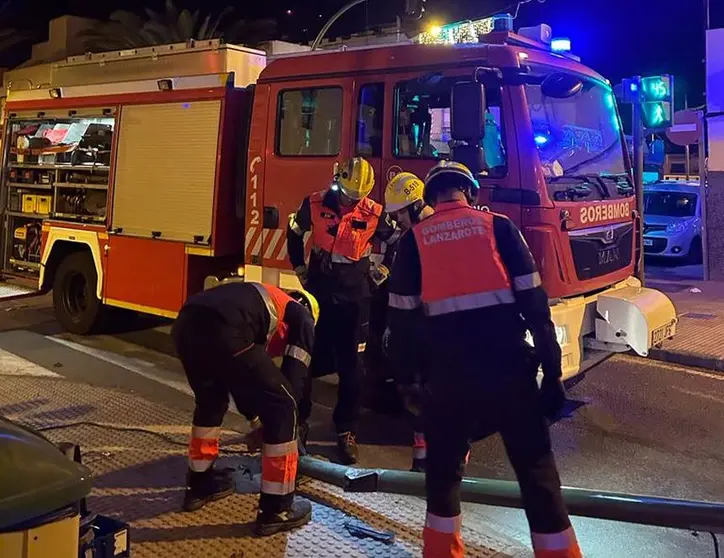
[299,457,724,534]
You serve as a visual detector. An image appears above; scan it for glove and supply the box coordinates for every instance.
[244,416,264,452]
[294,265,308,286]
[539,376,566,420]
[370,264,390,287]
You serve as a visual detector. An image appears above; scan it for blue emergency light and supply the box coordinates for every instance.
[534,135,549,146]
[551,38,571,52]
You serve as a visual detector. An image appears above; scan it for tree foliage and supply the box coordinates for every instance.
[79,0,276,52]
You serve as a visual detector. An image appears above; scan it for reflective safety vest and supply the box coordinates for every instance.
[251,283,293,358]
[309,190,382,263]
[412,200,514,316]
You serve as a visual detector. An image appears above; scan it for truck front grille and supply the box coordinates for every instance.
[569,223,634,281]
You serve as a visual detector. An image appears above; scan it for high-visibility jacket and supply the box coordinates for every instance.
[287,189,397,302]
[309,190,382,263]
[412,200,514,316]
[387,198,562,378]
[251,283,312,368]
[183,281,314,373]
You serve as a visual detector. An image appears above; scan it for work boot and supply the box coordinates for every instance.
[411,457,426,473]
[336,431,359,465]
[297,423,310,457]
[255,498,313,536]
[182,467,235,512]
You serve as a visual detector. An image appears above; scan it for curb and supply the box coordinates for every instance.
[648,347,724,374]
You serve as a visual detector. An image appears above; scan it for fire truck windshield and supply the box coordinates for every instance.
[525,73,628,199]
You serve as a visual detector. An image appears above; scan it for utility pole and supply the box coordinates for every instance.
[631,81,645,282]
[685,95,691,180]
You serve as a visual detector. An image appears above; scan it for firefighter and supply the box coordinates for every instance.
[387,160,582,558]
[382,172,434,472]
[287,156,397,465]
[171,281,319,537]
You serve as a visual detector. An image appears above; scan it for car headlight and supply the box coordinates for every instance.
[666,221,689,234]
[525,326,569,347]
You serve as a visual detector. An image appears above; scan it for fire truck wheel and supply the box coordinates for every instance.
[53,251,105,334]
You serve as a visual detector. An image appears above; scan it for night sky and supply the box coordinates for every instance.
[1,0,722,107]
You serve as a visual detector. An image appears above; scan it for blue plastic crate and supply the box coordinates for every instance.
[79,515,130,558]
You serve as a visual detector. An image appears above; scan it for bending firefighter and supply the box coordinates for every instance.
[171,281,319,536]
[287,156,397,464]
[382,172,434,472]
[387,161,582,558]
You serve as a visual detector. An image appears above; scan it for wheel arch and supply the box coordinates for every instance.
[40,228,106,298]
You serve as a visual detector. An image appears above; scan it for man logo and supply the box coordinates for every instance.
[603,227,615,244]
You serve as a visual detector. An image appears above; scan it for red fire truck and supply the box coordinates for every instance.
[0,26,676,379]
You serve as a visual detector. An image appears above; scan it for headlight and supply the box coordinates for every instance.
[666,221,689,234]
[525,326,569,347]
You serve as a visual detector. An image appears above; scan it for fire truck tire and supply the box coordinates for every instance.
[52,251,106,334]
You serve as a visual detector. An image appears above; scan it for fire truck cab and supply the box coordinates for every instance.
[0,23,677,379]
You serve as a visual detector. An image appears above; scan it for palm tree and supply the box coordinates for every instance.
[79,0,276,52]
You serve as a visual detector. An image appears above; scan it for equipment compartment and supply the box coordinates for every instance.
[1,113,115,275]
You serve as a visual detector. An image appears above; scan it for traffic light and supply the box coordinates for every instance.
[405,0,426,19]
[640,75,674,130]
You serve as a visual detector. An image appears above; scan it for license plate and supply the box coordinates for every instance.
[643,238,653,247]
[598,246,620,265]
[651,323,674,346]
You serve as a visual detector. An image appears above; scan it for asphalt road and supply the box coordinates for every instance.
[1,296,722,557]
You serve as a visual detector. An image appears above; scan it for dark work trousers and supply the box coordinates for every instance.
[365,285,404,415]
[423,348,571,535]
[172,306,298,513]
[299,297,370,433]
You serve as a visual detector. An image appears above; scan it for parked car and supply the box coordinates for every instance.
[643,181,702,263]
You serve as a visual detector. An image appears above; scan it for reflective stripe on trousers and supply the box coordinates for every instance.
[261,440,298,496]
[413,431,427,460]
[532,527,583,558]
[188,425,221,472]
[425,288,515,316]
[423,512,464,558]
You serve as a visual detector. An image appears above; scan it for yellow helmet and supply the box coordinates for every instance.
[335,157,375,200]
[288,289,320,325]
[385,172,425,213]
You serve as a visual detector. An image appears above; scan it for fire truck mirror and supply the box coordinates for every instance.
[451,82,486,143]
[263,206,280,229]
[541,73,583,99]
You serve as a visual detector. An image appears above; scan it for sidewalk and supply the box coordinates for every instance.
[645,277,724,372]
[0,359,526,557]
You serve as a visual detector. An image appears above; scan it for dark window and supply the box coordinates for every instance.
[277,87,343,156]
[356,83,384,157]
[644,191,697,217]
[394,76,507,177]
